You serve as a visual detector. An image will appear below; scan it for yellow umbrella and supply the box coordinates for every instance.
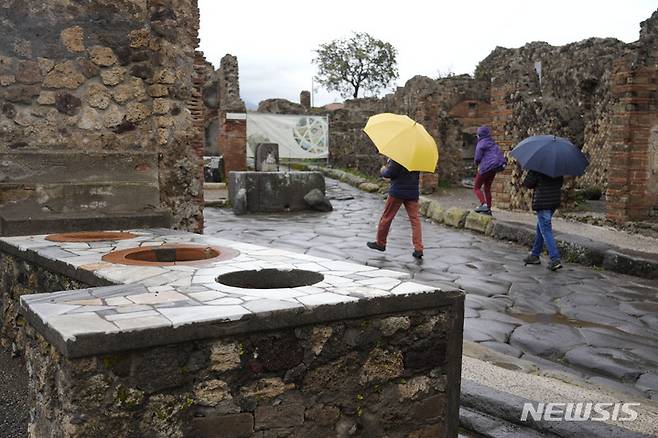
[363,113,439,172]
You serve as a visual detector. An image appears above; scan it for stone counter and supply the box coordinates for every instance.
[0,229,464,437]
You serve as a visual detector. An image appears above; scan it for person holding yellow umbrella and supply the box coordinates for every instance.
[363,113,439,259]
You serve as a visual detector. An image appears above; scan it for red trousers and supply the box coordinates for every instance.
[376,196,423,251]
[473,170,496,206]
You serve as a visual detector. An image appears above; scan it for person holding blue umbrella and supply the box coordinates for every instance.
[511,135,589,271]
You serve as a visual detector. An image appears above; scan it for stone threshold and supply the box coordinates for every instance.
[1,229,463,358]
[305,164,658,279]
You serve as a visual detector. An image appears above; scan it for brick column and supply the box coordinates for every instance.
[220,113,247,180]
[606,59,657,222]
[490,83,514,210]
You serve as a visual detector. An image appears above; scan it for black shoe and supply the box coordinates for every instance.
[523,254,541,265]
[367,241,386,252]
[548,259,563,271]
[474,204,491,214]
[412,250,423,259]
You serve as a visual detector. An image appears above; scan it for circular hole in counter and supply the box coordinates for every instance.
[216,269,324,289]
[102,244,238,266]
[46,231,139,242]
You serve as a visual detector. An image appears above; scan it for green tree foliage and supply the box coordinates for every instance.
[313,32,399,99]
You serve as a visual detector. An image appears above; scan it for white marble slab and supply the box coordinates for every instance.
[7,229,445,339]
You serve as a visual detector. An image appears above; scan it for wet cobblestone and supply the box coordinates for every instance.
[206,179,658,400]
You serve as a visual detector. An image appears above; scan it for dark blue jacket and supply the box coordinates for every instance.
[523,170,563,211]
[381,160,419,200]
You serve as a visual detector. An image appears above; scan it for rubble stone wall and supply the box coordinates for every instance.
[0,0,204,232]
[257,76,491,186]
[25,304,462,438]
[483,38,628,211]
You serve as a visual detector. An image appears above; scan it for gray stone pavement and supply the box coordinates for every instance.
[205,179,658,400]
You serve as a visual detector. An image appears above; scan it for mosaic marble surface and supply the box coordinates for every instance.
[2,229,454,341]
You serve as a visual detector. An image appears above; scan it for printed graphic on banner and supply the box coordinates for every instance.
[246,114,329,159]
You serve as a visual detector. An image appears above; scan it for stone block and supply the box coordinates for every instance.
[190,413,254,438]
[464,211,495,234]
[0,152,158,185]
[89,47,117,67]
[255,402,305,430]
[43,61,85,89]
[254,143,279,171]
[427,201,445,223]
[443,207,469,228]
[100,66,126,86]
[304,188,333,212]
[602,250,658,279]
[60,26,85,53]
[228,171,327,214]
[491,221,535,246]
[358,182,380,193]
[418,196,432,216]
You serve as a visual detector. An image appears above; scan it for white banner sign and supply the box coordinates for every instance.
[246,113,329,159]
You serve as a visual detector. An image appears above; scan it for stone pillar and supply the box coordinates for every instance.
[300,90,311,109]
[216,55,247,180]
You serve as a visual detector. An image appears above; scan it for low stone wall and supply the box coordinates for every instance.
[25,303,460,438]
[1,230,464,437]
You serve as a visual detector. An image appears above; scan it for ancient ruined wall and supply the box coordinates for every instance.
[322,76,490,183]
[199,54,246,180]
[255,11,655,217]
[484,38,628,210]
[257,75,490,186]
[0,0,204,233]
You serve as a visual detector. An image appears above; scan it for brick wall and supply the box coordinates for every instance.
[607,61,658,221]
[220,114,247,179]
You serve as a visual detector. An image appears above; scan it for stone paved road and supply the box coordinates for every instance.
[206,179,658,400]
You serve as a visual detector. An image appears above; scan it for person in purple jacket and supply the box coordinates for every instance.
[472,126,506,215]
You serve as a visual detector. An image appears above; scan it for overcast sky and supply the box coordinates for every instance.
[199,1,656,108]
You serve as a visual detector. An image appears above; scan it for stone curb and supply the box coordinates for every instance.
[460,380,653,438]
[419,197,658,279]
[303,166,658,279]
[306,165,387,194]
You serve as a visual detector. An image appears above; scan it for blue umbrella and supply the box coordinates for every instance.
[510,135,589,177]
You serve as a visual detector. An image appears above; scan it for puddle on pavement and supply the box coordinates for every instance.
[507,311,613,330]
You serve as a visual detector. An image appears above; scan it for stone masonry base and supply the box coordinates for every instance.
[25,306,461,438]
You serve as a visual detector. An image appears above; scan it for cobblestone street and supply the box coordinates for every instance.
[206,179,658,400]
